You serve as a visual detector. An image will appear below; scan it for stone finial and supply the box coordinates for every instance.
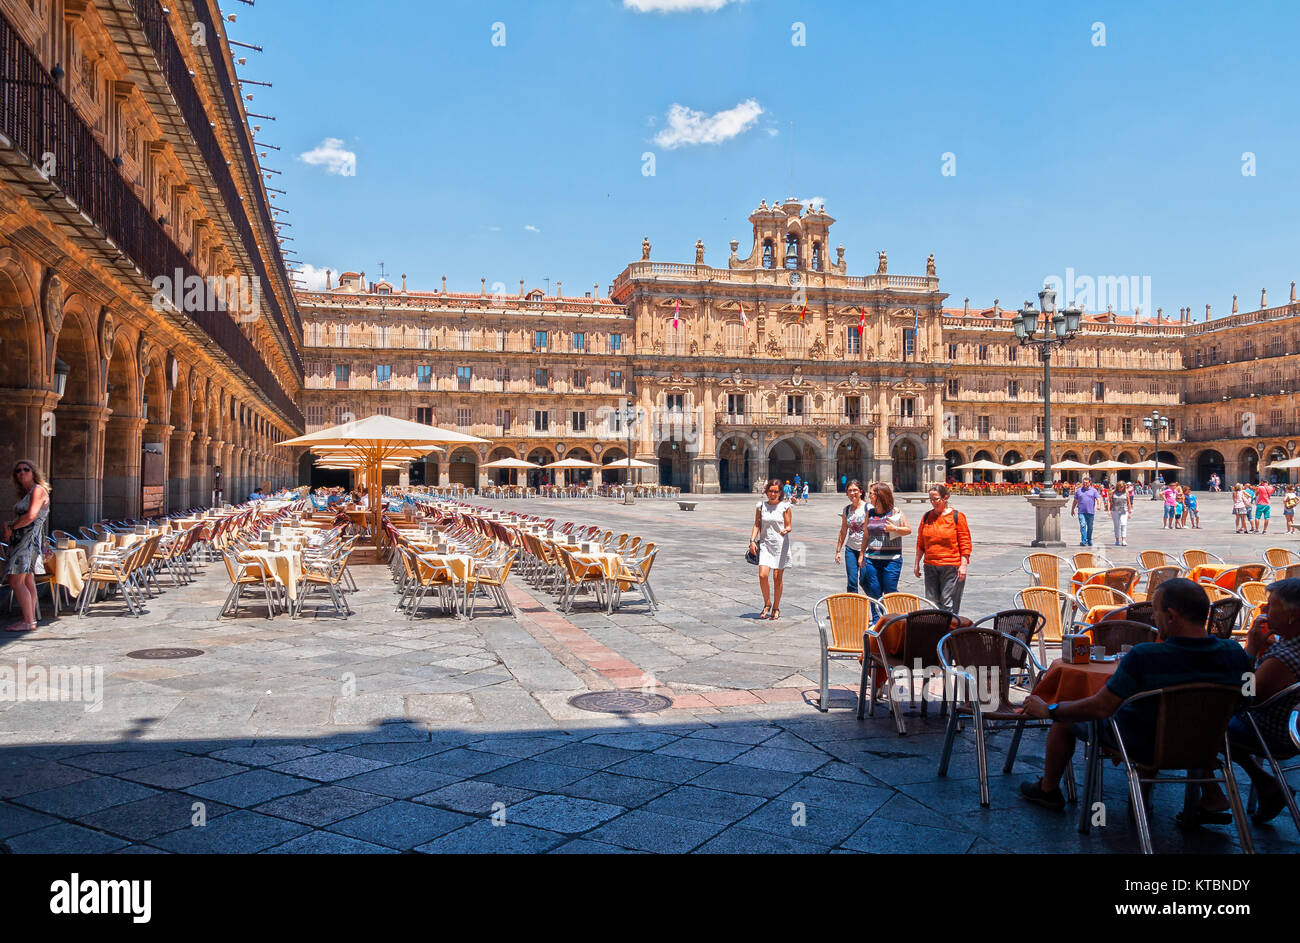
[1232,294,1238,313]
[556,280,562,297]
[481,277,486,295]
[400,273,406,291]
[1206,303,1211,320]
[641,236,651,261]
[992,298,999,314]
[963,297,969,315]
[441,275,446,293]
[1291,281,1296,303]
[926,253,936,277]
[520,278,525,296]
[1157,307,1162,320]
[695,239,705,265]
[325,268,331,290]
[836,245,844,266]
[1261,287,1267,307]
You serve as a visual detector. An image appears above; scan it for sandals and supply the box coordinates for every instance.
[759,605,771,620]
[3,621,35,633]
[769,607,780,621]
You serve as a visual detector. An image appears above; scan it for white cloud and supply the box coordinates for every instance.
[800,196,827,210]
[299,137,356,176]
[624,0,742,12]
[652,99,763,150]
[524,224,541,233]
[294,263,336,291]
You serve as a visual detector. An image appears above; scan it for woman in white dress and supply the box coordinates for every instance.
[749,478,793,620]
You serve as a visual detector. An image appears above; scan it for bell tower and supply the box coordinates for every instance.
[731,198,839,273]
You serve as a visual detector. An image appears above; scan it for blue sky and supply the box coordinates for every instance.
[233,0,1300,316]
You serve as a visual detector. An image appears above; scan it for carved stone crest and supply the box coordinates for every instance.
[41,270,64,335]
[138,336,152,376]
[809,336,826,359]
[166,353,179,390]
[98,307,116,359]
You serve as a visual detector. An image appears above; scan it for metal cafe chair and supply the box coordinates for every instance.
[813,593,873,712]
[861,608,958,734]
[1236,680,1300,834]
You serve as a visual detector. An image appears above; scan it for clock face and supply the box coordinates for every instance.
[788,272,801,286]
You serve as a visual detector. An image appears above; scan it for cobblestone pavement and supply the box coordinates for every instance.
[0,493,1295,853]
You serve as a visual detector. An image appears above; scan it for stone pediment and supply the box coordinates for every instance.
[655,368,696,390]
[718,367,755,388]
[890,379,928,394]
[834,371,864,389]
[890,307,920,321]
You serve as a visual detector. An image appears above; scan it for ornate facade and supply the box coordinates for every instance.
[0,0,303,528]
[300,197,1300,494]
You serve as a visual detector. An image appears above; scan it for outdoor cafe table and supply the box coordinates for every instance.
[572,550,625,611]
[1070,567,1109,592]
[1030,657,1119,704]
[45,546,89,598]
[413,551,475,614]
[1188,563,1236,587]
[238,548,302,605]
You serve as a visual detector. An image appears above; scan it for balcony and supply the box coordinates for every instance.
[0,13,302,425]
[716,411,881,429]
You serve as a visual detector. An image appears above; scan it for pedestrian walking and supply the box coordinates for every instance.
[1109,480,1133,546]
[914,483,971,614]
[1285,485,1297,533]
[1254,479,1274,534]
[1070,477,1101,546]
[1233,483,1249,533]
[749,478,792,620]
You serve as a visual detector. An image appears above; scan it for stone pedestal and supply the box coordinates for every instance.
[1026,493,1070,548]
[692,456,719,494]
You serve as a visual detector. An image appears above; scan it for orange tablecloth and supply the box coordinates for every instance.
[1188,563,1233,586]
[572,551,622,579]
[1031,657,1119,704]
[1071,567,1108,592]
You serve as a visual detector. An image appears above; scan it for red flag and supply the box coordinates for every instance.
[857,307,866,335]
[739,302,747,325]
[798,305,806,322]
[673,298,679,329]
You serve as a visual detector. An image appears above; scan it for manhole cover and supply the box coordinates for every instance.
[568,691,673,714]
[126,648,205,660]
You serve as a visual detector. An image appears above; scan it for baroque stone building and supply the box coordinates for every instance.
[0,0,303,528]
[298,197,1300,494]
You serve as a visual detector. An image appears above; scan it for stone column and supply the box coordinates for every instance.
[0,387,57,481]
[48,403,109,530]
[691,456,719,494]
[102,415,146,519]
[191,435,211,507]
[169,429,193,511]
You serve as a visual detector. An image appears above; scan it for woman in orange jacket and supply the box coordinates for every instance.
[913,483,971,614]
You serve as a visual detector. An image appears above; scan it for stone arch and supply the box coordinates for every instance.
[48,294,104,527]
[1195,448,1225,491]
[102,330,141,519]
[716,434,754,493]
[944,448,966,482]
[1264,445,1289,484]
[446,445,478,489]
[0,248,44,391]
[525,446,555,489]
[834,433,869,492]
[1001,449,1025,483]
[766,433,823,492]
[890,433,926,493]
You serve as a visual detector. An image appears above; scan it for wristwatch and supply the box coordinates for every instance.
[1047,702,1060,720]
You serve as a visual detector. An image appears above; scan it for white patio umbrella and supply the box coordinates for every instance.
[1004,459,1045,471]
[544,456,600,487]
[1089,459,1136,471]
[1051,459,1094,471]
[1130,459,1183,470]
[1265,457,1300,469]
[953,459,1007,470]
[601,456,655,484]
[482,457,541,469]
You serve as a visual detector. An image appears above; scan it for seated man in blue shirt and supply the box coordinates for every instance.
[1019,578,1253,814]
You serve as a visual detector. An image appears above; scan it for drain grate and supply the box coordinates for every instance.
[126,648,205,660]
[568,691,673,714]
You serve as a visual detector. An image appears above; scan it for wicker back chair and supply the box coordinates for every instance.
[1263,547,1300,572]
[1138,549,1180,572]
[1014,586,1071,645]
[1182,548,1226,570]
[1089,620,1157,652]
[813,593,873,712]
[1205,596,1244,639]
[971,608,1048,673]
[1021,552,1069,591]
[862,608,958,734]
[1135,565,1180,602]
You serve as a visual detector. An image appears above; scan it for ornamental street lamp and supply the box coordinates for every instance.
[622,390,638,505]
[1013,286,1082,546]
[1143,409,1170,499]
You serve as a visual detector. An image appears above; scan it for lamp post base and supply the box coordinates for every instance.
[1026,492,1069,547]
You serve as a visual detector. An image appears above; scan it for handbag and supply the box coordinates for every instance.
[745,546,759,565]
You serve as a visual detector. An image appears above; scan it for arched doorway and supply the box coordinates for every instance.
[944,449,965,483]
[1195,449,1225,490]
[526,447,555,488]
[891,437,921,493]
[601,448,629,486]
[1153,450,1180,485]
[767,436,819,491]
[567,447,595,486]
[486,445,519,485]
[1002,450,1023,483]
[447,446,478,488]
[657,441,691,490]
[1116,451,1137,483]
[102,337,140,519]
[718,436,753,493]
[835,436,867,491]
[48,303,101,529]
[1265,446,1289,485]
[972,449,996,483]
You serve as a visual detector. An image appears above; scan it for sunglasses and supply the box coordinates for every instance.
[14,467,31,474]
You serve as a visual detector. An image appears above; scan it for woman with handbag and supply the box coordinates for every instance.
[2,459,51,633]
[749,478,792,620]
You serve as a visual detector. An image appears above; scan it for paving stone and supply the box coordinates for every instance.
[335,765,459,799]
[641,785,767,826]
[415,819,568,854]
[532,742,642,770]
[553,772,674,807]
[0,761,94,796]
[5,822,130,854]
[0,800,60,839]
[504,794,625,833]
[209,744,322,767]
[410,748,515,778]
[603,753,716,785]
[188,770,316,807]
[270,753,389,782]
[583,809,725,853]
[80,793,236,842]
[328,800,473,850]
[414,780,536,815]
[548,839,646,854]
[841,817,977,854]
[265,831,399,854]
[62,749,190,774]
[653,737,753,763]
[732,745,831,774]
[697,826,830,854]
[152,810,309,853]
[478,759,591,791]
[120,756,247,790]
[255,786,392,826]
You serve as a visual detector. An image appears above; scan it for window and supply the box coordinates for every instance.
[306,405,323,426]
[337,324,349,347]
[573,332,586,352]
[416,364,432,389]
[666,394,685,412]
[783,234,800,269]
[846,326,861,355]
[376,325,390,347]
[947,378,959,397]
[844,396,861,423]
[1035,415,1045,435]
[1095,417,1105,438]
[456,366,471,391]
[785,322,806,358]
[305,323,322,346]
[535,368,549,387]
[375,364,391,383]
[458,327,471,350]
[456,408,471,428]
[417,327,432,349]
[1122,417,1134,437]
[572,369,587,390]
[610,369,623,389]
[1064,417,1078,437]
[533,409,550,431]
[415,407,433,425]
[728,393,746,415]
[666,321,686,356]
[375,406,391,417]
[948,343,958,360]
[1007,346,1017,363]
[610,333,622,353]
[727,322,746,356]
[762,239,774,269]
[534,330,548,349]
[1007,379,1019,398]
[899,397,915,418]
[1007,415,1019,434]
[334,405,351,425]
[571,411,587,432]
[978,344,989,361]
[1167,418,1175,437]
[811,242,822,271]
[496,366,508,388]
[902,328,916,360]
[495,408,512,430]
[977,415,990,437]
[786,395,805,418]
[1094,381,1105,400]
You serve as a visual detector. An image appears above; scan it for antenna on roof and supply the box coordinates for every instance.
[377,262,388,282]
